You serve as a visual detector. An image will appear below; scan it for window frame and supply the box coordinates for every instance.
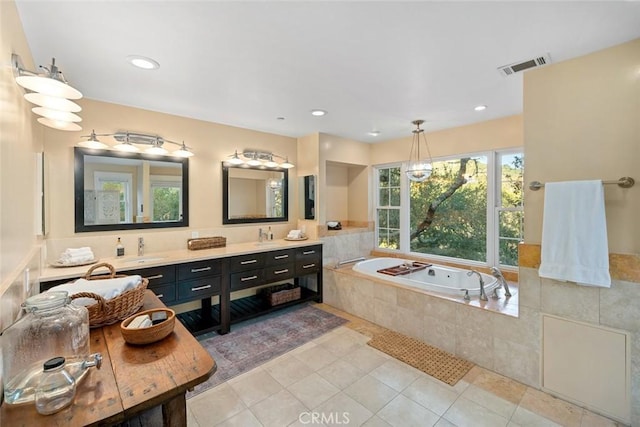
[149,174,183,223]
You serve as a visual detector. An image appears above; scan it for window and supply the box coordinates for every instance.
[374,150,523,268]
[376,167,401,249]
[94,171,133,223]
[150,176,182,222]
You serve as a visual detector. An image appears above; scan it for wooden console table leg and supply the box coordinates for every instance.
[162,393,187,427]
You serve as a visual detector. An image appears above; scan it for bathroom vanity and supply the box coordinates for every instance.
[39,240,323,335]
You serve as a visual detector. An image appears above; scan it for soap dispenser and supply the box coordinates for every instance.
[116,237,125,257]
[267,227,273,240]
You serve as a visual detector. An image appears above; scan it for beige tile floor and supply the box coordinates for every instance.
[186,324,624,427]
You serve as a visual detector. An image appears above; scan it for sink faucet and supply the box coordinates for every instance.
[138,237,144,256]
[490,266,512,297]
[467,269,488,301]
[258,228,266,243]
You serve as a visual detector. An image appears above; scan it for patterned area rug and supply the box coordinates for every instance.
[368,330,474,386]
[188,304,347,397]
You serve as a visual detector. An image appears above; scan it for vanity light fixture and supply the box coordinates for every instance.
[405,119,434,182]
[12,53,83,131]
[224,150,295,169]
[77,131,195,157]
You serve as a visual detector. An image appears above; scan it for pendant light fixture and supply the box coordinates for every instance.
[405,119,434,182]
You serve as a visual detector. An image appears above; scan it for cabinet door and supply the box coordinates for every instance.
[177,259,222,280]
[230,268,265,291]
[177,277,222,301]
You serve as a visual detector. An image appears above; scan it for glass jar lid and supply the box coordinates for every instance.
[22,291,69,313]
[43,357,66,371]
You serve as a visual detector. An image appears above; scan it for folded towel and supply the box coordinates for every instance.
[59,247,95,263]
[538,180,611,287]
[48,275,142,306]
[287,230,302,239]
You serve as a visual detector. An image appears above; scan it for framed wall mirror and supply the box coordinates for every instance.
[74,147,189,232]
[222,164,288,224]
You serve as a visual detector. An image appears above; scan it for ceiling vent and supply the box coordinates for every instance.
[498,53,551,77]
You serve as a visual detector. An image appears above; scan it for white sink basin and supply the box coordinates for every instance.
[254,242,281,247]
[124,256,166,264]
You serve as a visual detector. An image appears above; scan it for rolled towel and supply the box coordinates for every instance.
[59,247,95,263]
[47,275,142,306]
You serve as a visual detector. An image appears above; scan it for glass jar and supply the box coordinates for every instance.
[35,356,76,415]
[2,291,90,405]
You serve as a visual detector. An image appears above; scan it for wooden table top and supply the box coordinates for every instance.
[0,291,216,426]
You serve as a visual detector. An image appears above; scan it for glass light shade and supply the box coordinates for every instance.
[37,117,82,131]
[145,145,168,155]
[406,163,432,182]
[280,158,295,169]
[32,107,81,122]
[267,178,282,189]
[113,142,140,152]
[16,75,82,99]
[246,157,262,166]
[78,139,108,149]
[24,93,81,112]
[228,151,244,165]
[173,143,194,158]
[264,157,279,168]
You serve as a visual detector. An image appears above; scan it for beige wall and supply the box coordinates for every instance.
[524,38,640,254]
[370,115,523,165]
[43,98,298,240]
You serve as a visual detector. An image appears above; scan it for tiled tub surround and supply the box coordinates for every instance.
[324,244,640,425]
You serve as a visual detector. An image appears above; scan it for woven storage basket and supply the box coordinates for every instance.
[70,263,148,328]
[262,283,301,306]
[120,308,175,345]
[187,236,226,250]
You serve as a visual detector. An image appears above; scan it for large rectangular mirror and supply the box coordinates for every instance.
[222,164,288,224]
[74,147,189,232]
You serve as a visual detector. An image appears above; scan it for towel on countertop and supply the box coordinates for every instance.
[287,230,302,239]
[59,247,95,263]
[538,180,611,288]
[47,275,142,306]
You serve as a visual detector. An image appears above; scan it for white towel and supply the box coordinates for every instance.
[59,247,95,263]
[538,180,611,287]
[47,275,142,306]
[287,230,302,239]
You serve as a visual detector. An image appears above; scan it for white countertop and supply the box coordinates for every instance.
[41,239,323,282]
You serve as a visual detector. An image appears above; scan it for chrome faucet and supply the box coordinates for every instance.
[467,269,488,301]
[490,266,512,297]
[258,228,267,242]
[138,237,144,256]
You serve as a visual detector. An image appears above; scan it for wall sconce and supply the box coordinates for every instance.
[12,53,83,131]
[225,150,294,169]
[78,130,194,157]
[405,119,434,182]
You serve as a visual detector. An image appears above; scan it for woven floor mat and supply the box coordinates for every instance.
[367,330,474,386]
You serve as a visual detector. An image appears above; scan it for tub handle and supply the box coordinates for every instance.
[461,288,470,301]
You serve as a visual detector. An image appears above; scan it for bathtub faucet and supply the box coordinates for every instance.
[467,270,488,301]
[490,267,512,297]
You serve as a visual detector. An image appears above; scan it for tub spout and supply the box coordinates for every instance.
[490,267,512,297]
[467,269,488,301]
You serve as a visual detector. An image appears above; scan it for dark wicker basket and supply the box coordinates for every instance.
[187,236,226,250]
[261,283,301,306]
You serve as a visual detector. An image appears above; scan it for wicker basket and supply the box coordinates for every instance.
[261,283,301,306]
[120,308,176,345]
[187,236,226,250]
[70,263,148,328]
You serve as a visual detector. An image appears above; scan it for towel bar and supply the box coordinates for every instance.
[529,176,634,191]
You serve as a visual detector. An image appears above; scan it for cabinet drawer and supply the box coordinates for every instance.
[297,246,321,262]
[150,284,176,305]
[264,249,295,266]
[177,259,221,280]
[296,259,320,275]
[177,277,221,300]
[265,263,295,282]
[229,253,265,273]
[130,265,176,288]
[230,268,265,291]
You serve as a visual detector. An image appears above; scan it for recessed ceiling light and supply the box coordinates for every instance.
[474,105,487,111]
[368,130,381,137]
[126,55,160,70]
[310,109,327,116]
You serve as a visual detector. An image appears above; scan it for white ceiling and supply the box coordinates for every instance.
[15,1,640,143]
